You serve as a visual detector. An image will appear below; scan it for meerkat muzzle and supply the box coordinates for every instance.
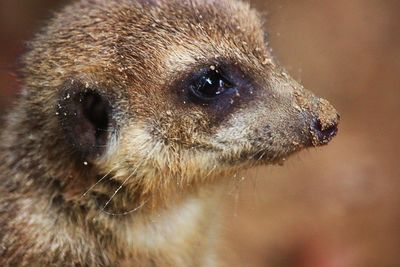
[292,87,340,147]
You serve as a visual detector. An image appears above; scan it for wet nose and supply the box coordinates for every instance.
[310,99,340,146]
[311,117,339,145]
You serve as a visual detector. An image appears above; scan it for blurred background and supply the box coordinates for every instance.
[0,1,399,267]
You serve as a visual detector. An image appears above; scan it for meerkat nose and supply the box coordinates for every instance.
[311,117,339,146]
[310,98,340,146]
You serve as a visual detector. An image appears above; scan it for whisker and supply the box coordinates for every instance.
[101,143,159,212]
[205,164,217,179]
[101,167,138,210]
[257,151,267,161]
[82,166,117,197]
[99,199,148,216]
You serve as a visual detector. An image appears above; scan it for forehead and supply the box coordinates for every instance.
[141,0,265,48]
[113,0,268,81]
[27,0,269,91]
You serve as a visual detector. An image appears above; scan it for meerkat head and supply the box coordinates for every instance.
[21,0,339,201]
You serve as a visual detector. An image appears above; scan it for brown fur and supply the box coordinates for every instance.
[0,0,339,266]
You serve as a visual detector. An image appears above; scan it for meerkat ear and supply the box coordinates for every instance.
[57,80,112,159]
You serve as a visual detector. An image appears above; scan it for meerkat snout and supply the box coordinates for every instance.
[310,107,340,146]
[292,88,340,147]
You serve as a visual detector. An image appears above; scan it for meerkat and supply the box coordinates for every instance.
[0,0,339,266]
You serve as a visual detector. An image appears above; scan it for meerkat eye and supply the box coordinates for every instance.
[189,68,234,101]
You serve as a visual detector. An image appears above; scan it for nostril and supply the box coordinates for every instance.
[317,119,338,137]
[311,118,339,146]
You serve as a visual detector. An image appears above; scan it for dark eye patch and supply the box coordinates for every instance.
[173,62,257,125]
